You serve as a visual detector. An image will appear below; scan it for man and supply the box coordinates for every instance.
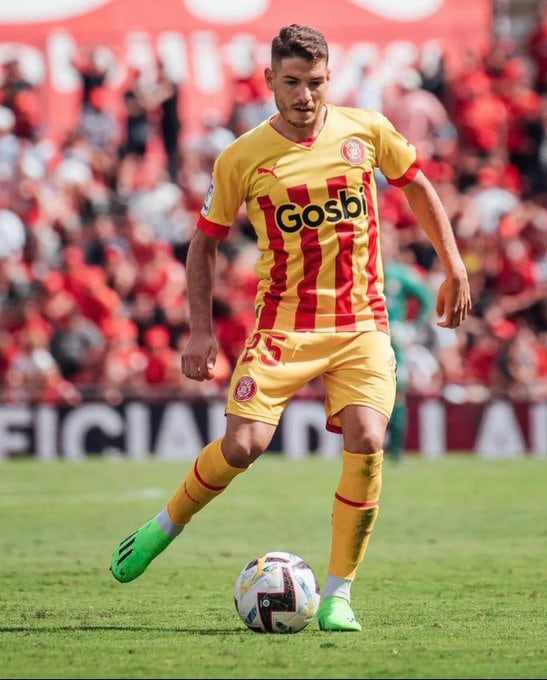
[382,227,435,460]
[110,24,471,632]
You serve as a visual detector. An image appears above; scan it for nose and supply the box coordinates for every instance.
[295,84,312,102]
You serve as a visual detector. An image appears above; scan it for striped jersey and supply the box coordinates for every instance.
[197,104,419,333]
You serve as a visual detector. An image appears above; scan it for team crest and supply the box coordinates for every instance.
[341,138,366,165]
[234,375,257,402]
[202,178,215,215]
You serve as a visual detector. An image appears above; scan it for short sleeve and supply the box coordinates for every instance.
[197,145,246,239]
[374,113,420,187]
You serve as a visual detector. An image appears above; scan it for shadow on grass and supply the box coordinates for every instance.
[0,625,244,635]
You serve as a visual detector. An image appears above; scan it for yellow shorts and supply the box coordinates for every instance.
[225,329,396,432]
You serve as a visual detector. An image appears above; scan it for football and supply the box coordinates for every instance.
[234,550,321,633]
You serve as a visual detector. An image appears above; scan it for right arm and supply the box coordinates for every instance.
[181,229,221,381]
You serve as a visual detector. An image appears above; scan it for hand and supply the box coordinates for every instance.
[436,275,472,329]
[181,333,218,381]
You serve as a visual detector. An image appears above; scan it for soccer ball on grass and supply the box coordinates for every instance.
[234,550,320,633]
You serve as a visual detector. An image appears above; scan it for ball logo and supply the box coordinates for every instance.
[234,375,257,402]
[341,138,366,165]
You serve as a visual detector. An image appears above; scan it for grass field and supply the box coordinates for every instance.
[0,454,545,679]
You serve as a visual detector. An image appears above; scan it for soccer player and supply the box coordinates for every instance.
[110,24,471,632]
[382,228,435,460]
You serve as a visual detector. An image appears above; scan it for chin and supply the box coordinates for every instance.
[289,120,309,129]
[291,114,315,128]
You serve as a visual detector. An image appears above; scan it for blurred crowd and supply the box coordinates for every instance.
[0,10,546,406]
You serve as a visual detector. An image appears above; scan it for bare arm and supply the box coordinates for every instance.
[181,229,220,381]
[402,170,472,328]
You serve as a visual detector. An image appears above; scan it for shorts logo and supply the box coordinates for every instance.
[202,178,214,216]
[234,375,257,402]
[341,138,366,165]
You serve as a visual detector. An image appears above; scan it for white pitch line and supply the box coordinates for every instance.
[0,488,167,505]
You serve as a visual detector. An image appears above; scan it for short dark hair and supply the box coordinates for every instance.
[271,24,329,65]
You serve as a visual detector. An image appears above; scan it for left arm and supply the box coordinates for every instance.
[402,170,472,328]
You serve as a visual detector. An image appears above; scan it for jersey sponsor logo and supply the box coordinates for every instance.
[274,186,367,233]
[341,138,367,165]
[202,178,215,216]
[234,375,257,402]
[257,162,278,178]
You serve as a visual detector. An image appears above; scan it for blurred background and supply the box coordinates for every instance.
[0,0,545,459]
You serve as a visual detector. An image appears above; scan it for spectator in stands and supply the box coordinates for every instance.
[4,325,81,404]
[183,109,236,210]
[0,57,37,138]
[118,67,150,194]
[79,86,119,153]
[529,0,547,94]
[0,16,544,418]
[142,324,181,389]
[383,67,457,161]
[148,59,182,183]
[0,105,19,180]
[72,45,112,111]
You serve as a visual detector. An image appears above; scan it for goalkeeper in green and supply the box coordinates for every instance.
[382,229,435,460]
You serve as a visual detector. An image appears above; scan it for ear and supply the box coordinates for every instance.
[264,67,274,92]
[326,68,331,83]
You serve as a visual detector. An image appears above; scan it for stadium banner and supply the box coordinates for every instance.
[0,0,492,140]
[0,398,545,460]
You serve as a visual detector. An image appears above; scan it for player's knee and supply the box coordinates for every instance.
[345,428,385,454]
[222,437,266,468]
[359,432,384,454]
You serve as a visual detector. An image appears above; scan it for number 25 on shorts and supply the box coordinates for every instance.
[241,332,286,366]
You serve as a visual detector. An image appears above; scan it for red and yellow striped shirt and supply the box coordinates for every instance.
[198,104,419,333]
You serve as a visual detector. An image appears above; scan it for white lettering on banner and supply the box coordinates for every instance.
[61,404,124,460]
[36,406,57,460]
[346,0,443,21]
[327,43,381,102]
[192,31,223,94]
[155,403,203,460]
[157,32,189,84]
[530,402,547,458]
[0,0,112,23]
[48,32,79,92]
[126,402,150,460]
[5,32,442,102]
[475,400,526,458]
[125,31,156,74]
[0,400,543,459]
[282,402,341,460]
[183,0,269,24]
[0,406,32,459]
[0,44,44,85]
[419,399,445,458]
[0,0,445,27]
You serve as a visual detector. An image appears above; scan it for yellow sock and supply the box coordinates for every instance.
[167,438,247,524]
[328,449,383,580]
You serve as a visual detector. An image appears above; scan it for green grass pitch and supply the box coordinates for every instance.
[0,454,545,679]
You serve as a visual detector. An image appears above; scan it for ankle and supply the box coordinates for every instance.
[322,575,352,602]
[156,508,185,537]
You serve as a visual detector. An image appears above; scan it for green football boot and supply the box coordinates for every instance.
[318,596,362,632]
[110,517,175,583]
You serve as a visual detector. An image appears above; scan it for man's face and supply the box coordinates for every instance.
[265,57,330,130]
